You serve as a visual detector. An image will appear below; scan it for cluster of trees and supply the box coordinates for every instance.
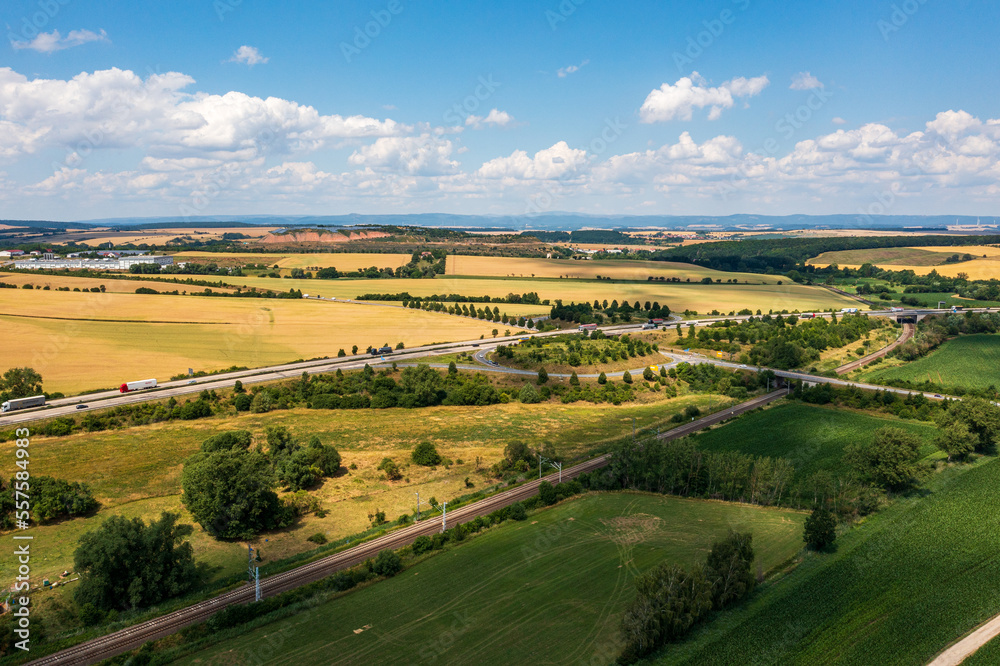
[181,427,342,539]
[357,291,543,305]
[549,299,672,325]
[314,249,447,280]
[794,381,944,422]
[0,476,97,529]
[0,367,43,401]
[678,313,887,370]
[497,332,658,368]
[401,299,527,326]
[618,531,756,663]
[306,364,503,410]
[891,311,1000,366]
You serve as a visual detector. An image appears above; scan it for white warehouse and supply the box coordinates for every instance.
[13,255,174,270]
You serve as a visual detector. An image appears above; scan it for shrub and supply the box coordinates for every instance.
[412,535,433,554]
[412,441,443,466]
[804,506,836,551]
[307,532,328,545]
[372,549,403,577]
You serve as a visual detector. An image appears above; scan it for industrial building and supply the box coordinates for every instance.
[12,255,174,271]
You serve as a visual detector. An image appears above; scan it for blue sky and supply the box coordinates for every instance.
[2,0,999,221]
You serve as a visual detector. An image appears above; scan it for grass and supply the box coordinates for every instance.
[862,334,1000,391]
[691,403,940,479]
[179,274,859,314]
[171,492,807,666]
[0,392,729,590]
[655,455,1000,666]
[0,290,518,393]
[445,255,779,284]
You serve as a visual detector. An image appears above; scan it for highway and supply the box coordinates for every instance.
[1,306,982,428]
[26,388,787,666]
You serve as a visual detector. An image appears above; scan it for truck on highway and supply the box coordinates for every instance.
[578,323,597,331]
[119,378,157,393]
[1,395,46,413]
[369,346,393,356]
[840,307,859,314]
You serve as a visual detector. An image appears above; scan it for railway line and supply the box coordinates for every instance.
[835,323,915,375]
[26,389,786,666]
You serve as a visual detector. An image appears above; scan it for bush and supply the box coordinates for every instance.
[412,441,443,466]
[200,430,252,453]
[378,457,402,481]
[412,535,433,554]
[307,532,328,545]
[622,370,633,384]
[804,506,837,551]
[508,501,527,521]
[518,383,541,404]
[372,549,403,577]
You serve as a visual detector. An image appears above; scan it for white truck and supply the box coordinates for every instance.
[840,307,859,314]
[119,378,157,393]
[1,395,46,413]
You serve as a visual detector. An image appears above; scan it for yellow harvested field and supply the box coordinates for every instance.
[811,259,1000,280]
[0,290,518,394]
[78,227,277,246]
[446,255,777,284]
[0,272,236,293]
[191,275,857,314]
[808,244,1000,278]
[172,251,411,271]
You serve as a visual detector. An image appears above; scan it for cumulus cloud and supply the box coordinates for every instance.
[557,60,589,78]
[639,73,770,122]
[0,67,404,163]
[465,108,514,129]
[790,71,823,90]
[228,45,269,66]
[477,141,588,180]
[348,135,460,176]
[11,29,108,53]
[832,117,847,125]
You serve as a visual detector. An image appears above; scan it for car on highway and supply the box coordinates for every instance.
[76,404,88,410]
[187,380,196,384]
[738,364,748,368]
[934,394,943,398]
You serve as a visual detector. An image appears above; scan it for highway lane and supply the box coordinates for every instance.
[2,307,983,428]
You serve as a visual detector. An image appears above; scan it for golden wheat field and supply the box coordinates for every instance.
[76,227,277,246]
[445,255,779,283]
[0,290,517,393]
[808,244,1000,278]
[172,251,412,271]
[0,272,237,293]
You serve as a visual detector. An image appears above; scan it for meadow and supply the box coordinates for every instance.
[657,456,1000,666]
[692,402,940,480]
[172,492,807,666]
[809,244,1000,279]
[184,274,858,314]
[0,392,729,590]
[0,290,514,393]
[862,334,1000,391]
[445,255,779,284]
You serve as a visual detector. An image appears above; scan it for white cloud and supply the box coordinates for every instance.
[228,45,269,66]
[832,117,847,125]
[477,141,588,180]
[790,71,823,90]
[0,67,404,163]
[557,60,589,78]
[639,73,770,122]
[11,29,108,53]
[465,108,514,129]
[348,135,460,176]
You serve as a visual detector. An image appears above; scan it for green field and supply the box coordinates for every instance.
[692,403,940,479]
[656,456,1000,665]
[863,334,1000,391]
[172,492,807,666]
[809,247,957,267]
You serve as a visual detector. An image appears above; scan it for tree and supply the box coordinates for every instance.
[518,383,541,404]
[643,367,654,381]
[337,348,346,357]
[0,367,42,400]
[705,531,755,608]
[845,426,920,490]
[352,345,359,355]
[412,441,443,466]
[372,549,403,577]
[278,449,321,490]
[569,371,580,387]
[598,372,607,385]
[448,360,458,376]
[623,370,633,384]
[804,506,837,551]
[201,430,252,453]
[303,436,342,475]
[265,425,297,457]
[492,328,499,338]
[935,420,978,462]
[181,450,284,539]
[233,380,244,393]
[378,457,402,481]
[249,391,272,413]
[74,512,196,611]
[944,398,1000,453]
[537,367,549,385]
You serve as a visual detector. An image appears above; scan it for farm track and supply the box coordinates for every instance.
[835,323,914,375]
[26,389,786,666]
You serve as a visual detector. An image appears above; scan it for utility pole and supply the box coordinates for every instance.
[254,567,261,602]
[247,545,255,584]
[441,501,448,532]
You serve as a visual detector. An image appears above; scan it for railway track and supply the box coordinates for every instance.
[835,323,914,375]
[27,389,787,666]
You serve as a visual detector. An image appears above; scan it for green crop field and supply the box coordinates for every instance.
[172,492,807,666]
[691,403,940,479]
[863,334,1000,391]
[656,456,1000,666]
[0,393,730,590]
[809,247,958,267]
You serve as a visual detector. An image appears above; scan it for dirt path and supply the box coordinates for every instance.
[835,323,914,375]
[927,614,1000,665]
